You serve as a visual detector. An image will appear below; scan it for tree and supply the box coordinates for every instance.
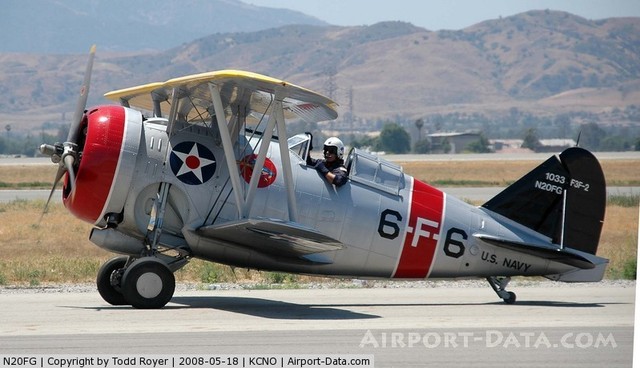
[379,122,410,154]
[521,128,540,151]
[600,136,631,151]
[351,134,378,150]
[413,138,431,154]
[414,118,424,141]
[554,114,571,138]
[578,122,605,150]
[466,134,491,153]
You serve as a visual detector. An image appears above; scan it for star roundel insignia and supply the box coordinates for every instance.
[169,141,217,185]
[239,154,277,188]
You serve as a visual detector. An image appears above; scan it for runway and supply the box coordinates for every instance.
[3,151,639,166]
[0,282,634,367]
[1,186,638,204]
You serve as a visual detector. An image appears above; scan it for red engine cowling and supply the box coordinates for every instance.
[64,105,142,226]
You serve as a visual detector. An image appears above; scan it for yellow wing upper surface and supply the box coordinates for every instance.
[104,70,338,123]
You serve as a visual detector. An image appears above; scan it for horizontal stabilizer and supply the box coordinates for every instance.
[474,233,598,270]
[197,218,343,263]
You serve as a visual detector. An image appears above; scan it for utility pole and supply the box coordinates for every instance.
[348,86,354,135]
[323,65,338,132]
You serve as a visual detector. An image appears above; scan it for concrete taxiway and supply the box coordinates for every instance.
[0,282,634,367]
[2,186,638,204]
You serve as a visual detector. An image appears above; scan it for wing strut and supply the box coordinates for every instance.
[243,108,277,215]
[209,84,246,218]
[208,83,298,222]
[274,99,298,222]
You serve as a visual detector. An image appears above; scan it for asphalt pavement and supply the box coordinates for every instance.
[0,282,634,367]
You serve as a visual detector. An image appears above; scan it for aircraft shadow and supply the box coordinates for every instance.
[168,296,380,320]
[312,300,609,308]
[484,300,611,308]
[167,296,611,316]
[73,297,614,318]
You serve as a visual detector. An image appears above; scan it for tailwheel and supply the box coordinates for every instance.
[486,276,517,304]
[96,256,129,306]
[503,291,517,305]
[122,258,175,309]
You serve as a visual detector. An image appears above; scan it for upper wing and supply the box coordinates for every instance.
[106,70,334,223]
[104,69,338,123]
[197,218,344,264]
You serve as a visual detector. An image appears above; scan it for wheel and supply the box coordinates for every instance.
[121,258,175,309]
[503,291,517,305]
[96,256,129,306]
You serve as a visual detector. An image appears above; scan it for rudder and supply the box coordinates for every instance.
[482,147,606,255]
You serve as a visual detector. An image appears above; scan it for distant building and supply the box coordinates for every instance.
[428,132,481,154]
[537,139,577,152]
[490,139,530,153]
[490,138,576,153]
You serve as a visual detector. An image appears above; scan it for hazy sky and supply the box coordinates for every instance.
[246,0,640,30]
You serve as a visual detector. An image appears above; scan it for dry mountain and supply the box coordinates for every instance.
[1,0,327,53]
[2,10,639,131]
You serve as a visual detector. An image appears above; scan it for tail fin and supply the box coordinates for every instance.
[482,147,606,255]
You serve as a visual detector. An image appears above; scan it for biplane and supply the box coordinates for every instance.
[39,47,608,308]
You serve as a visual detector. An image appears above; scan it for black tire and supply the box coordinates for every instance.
[96,256,129,306]
[121,258,175,309]
[503,291,517,305]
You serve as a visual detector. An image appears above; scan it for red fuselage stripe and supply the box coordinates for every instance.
[393,179,444,278]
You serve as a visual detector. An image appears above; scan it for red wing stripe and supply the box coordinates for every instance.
[393,179,445,278]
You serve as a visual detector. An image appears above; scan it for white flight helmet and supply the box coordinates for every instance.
[323,137,345,159]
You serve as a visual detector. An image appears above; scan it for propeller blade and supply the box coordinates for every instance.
[39,165,66,223]
[39,45,95,223]
[63,154,76,193]
[67,44,96,144]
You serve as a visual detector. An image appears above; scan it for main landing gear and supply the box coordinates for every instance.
[97,182,190,308]
[97,255,181,309]
[487,276,517,304]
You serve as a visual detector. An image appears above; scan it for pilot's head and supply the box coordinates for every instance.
[323,137,344,162]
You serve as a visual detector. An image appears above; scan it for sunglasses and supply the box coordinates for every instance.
[323,146,338,155]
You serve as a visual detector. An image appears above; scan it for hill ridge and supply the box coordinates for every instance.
[1,10,639,131]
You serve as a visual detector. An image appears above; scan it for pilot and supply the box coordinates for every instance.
[307,137,348,187]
